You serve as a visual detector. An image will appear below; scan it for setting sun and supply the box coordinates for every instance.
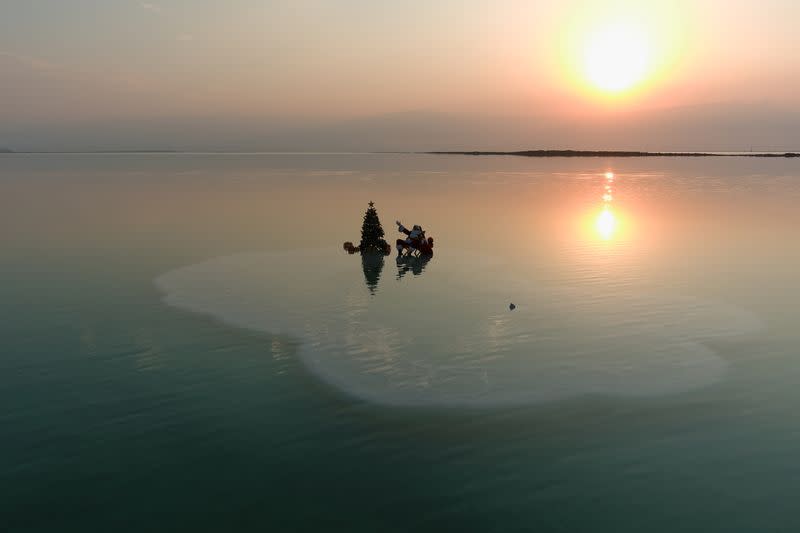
[583,22,650,92]
[559,4,688,103]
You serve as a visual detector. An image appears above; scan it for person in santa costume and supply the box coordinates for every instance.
[395,220,433,256]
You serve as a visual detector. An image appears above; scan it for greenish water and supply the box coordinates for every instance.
[2,153,800,532]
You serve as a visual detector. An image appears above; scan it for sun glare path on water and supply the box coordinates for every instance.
[595,171,617,240]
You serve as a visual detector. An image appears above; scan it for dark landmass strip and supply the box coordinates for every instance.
[87,150,180,153]
[428,150,800,158]
[1,148,797,157]
[3,150,180,154]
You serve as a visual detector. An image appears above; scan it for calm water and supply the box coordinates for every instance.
[2,153,800,532]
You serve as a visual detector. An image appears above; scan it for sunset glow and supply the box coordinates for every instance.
[596,207,617,239]
[583,22,650,92]
[557,2,692,106]
[1,1,797,151]
[6,2,800,532]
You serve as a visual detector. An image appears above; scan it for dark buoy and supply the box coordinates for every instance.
[509,303,516,310]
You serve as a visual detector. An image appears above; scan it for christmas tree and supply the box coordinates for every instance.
[359,201,389,255]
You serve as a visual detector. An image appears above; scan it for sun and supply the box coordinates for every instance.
[558,3,688,101]
[583,22,650,92]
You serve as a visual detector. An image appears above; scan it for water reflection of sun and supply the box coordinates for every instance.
[594,171,619,241]
[596,207,616,240]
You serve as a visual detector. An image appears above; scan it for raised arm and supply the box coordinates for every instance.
[396,220,411,236]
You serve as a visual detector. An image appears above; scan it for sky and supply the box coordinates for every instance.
[1,0,799,151]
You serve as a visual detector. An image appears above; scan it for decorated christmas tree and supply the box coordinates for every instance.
[359,201,390,255]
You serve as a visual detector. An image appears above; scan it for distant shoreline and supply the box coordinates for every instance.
[1,149,798,157]
[0,150,179,154]
[426,150,800,158]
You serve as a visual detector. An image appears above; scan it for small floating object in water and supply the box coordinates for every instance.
[509,303,516,310]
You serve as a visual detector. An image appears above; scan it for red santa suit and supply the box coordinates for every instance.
[396,222,433,255]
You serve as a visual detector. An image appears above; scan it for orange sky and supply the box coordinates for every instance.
[1,0,799,150]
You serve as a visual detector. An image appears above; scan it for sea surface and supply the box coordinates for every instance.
[2,153,800,532]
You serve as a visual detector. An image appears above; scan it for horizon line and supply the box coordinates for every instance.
[2,149,799,157]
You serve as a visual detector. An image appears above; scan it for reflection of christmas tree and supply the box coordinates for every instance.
[359,201,389,255]
[361,253,385,295]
